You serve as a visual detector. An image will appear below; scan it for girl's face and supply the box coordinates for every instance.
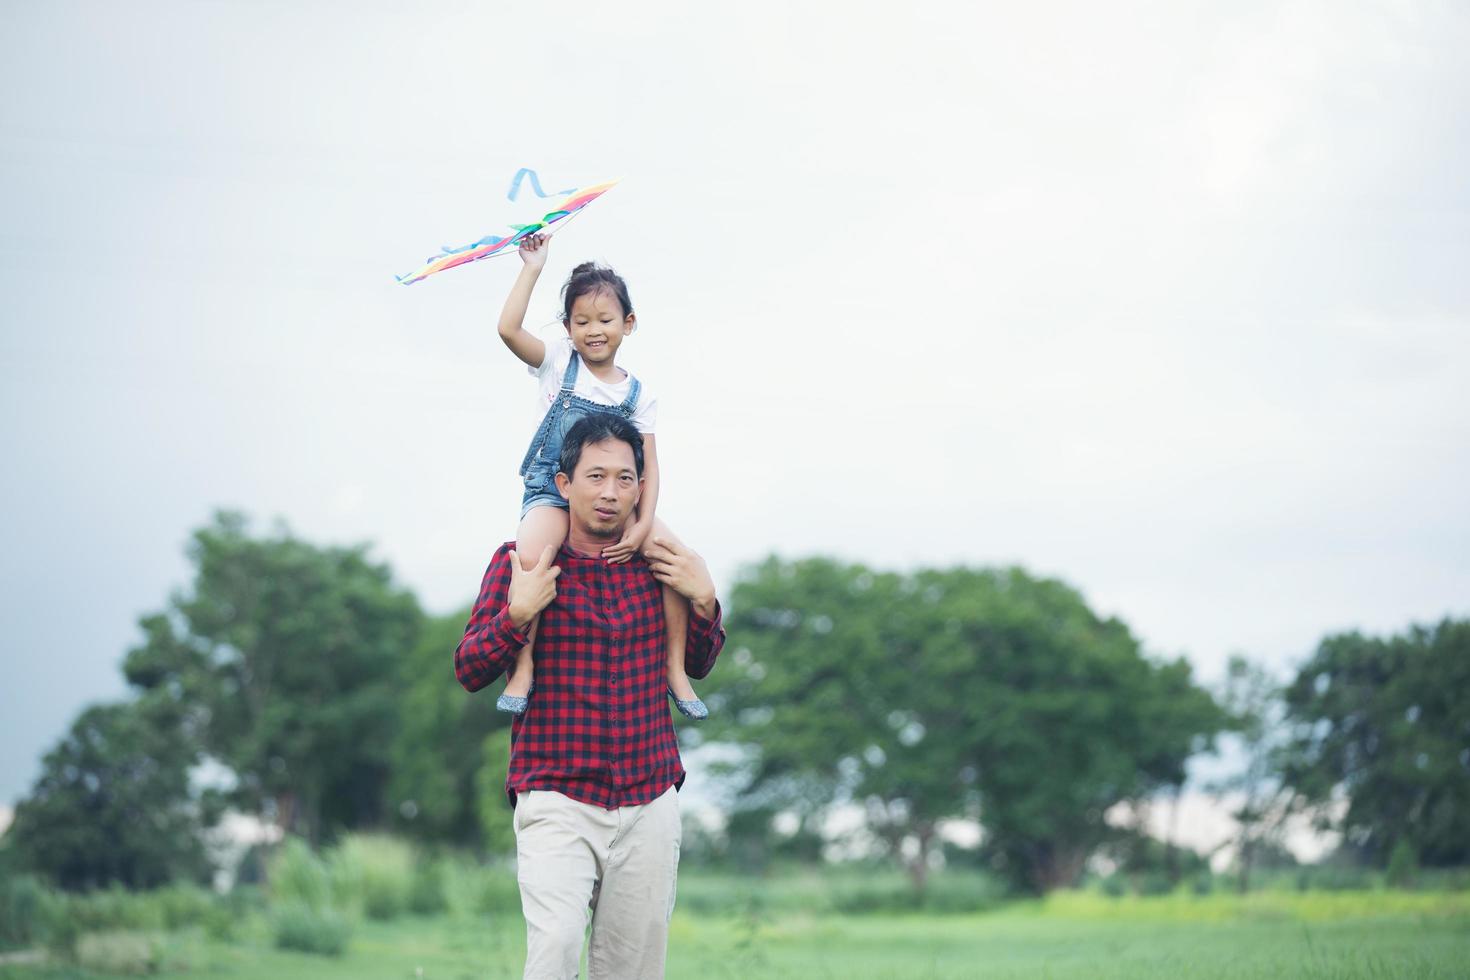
[565,287,635,367]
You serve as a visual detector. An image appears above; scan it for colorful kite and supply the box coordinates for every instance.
[396,174,620,285]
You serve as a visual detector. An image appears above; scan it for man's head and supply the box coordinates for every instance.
[555,414,645,541]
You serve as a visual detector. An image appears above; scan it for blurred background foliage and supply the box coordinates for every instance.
[1,511,1467,965]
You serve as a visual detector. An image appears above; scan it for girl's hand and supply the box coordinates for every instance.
[518,232,549,269]
[602,521,651,564]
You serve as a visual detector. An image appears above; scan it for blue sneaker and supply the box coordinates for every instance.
[497,681,533,715]
[669,687,708,720]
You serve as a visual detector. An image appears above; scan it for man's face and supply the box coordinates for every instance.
[555,438,643,540]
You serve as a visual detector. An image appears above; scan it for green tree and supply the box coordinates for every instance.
[5,701,219,890]
[126,511,423,843]
[699,557,1224,895]
[386,607,507,847]
[1280,618,1470,868]
[1205,655,1295,892]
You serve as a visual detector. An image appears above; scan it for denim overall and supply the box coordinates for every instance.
[518,351,642,517]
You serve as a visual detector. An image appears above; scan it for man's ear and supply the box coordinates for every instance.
[555,471,571,499]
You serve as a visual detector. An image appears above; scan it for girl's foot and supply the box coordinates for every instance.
[667,675,708,720]
[497,680,533,715]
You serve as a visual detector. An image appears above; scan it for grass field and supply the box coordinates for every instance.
[3,885,1467,979]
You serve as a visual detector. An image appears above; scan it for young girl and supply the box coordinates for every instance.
[494,231,707,720]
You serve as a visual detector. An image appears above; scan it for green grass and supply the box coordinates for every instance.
[2,884,1467,979]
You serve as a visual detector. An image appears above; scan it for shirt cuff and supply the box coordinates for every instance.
[492,607,530,649]
[690,600,723,637]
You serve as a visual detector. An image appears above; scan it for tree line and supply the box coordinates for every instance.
[2,512,1465,896]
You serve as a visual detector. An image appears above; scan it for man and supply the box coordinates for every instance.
[455,413,725,979]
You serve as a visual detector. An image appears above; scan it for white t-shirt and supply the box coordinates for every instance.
[529,332,659,434]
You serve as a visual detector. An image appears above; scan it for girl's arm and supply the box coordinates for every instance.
[497,234,550,369]
[603,433,658,563]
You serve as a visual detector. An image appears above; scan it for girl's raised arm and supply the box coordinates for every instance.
[497,233,550,369]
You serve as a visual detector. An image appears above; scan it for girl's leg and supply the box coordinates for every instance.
[500,506,570,709]
[641,519,705,718]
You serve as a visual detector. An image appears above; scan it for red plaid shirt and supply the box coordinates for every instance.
[455,542,725,809]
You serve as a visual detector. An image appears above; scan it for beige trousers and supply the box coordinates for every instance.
[513,786,682,980]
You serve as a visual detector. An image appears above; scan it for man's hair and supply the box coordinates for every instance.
[558,414,645,479]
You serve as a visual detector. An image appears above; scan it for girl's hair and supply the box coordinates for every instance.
[561,262,634,323]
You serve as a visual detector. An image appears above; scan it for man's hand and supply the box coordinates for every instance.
[602,520,651,564]
[645,537,717,619]
[507,545,560,630]
[518,232,549,270]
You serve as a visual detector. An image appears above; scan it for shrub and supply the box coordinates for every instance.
[919,873,1007,913]
[227,882,268,914]
[41,897,80,962]
[269,838,332,910]
[75,931,162,975]
[79,883,237,941]
[1292,864,1381,892]
[69,888,166,932]
[675,876,765,917]
[828,875,909,914]
[0,874,50,950]
[329,834,414,921]
[471,866,523,916]
[440,862,522,917]
[272,901,350,956]
[409,860,449,916]
[152,883,219,930]
[1386,840,1419,889]
[1136,872,1175,896]
[216,883,265,938]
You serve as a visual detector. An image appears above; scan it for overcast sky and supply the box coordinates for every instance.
[3,0,1468,806]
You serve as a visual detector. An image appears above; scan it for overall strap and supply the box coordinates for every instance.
[560,350,580,392]
[619,376,642,417]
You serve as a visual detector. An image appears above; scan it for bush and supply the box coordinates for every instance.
[269,838,333,910]
[826,872,1004,914]
[917,873,1008,913]
[226,883,268,917]
[0,874,50,950]
[75,931,162,975]
[828,878,915,914]
[41,898,80,962]
[1135,871,1175,896]
[69,888,166,932]
[329,834,414,921]
[442,861,519,919]
[469,866,522,916]
[1290,864,1381,892]
[409,860,449,916]
[1386,840,1419,889]
[57,882,231,937]
[154,884,217,930]
[272,901,351,956]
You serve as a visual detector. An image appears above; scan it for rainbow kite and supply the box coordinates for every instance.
[396,176,620,285]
